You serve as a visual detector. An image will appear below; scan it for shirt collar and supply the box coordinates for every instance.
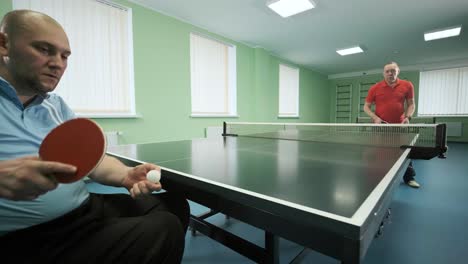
[0,76,48,108]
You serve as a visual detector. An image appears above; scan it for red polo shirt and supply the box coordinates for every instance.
[365,79,414,123]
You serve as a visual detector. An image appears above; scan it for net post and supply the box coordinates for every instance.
[435,124,448,158]
[222,122,227,136]
[222,122,238,137]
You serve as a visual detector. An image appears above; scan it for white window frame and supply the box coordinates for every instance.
[418,67,468,116]
[278,64,299,118]
[13,0,136,118]
[190,32,237,117]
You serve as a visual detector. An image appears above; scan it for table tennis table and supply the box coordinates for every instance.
[107,122,447,264]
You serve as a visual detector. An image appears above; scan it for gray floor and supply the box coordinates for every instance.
[87,142,468,264]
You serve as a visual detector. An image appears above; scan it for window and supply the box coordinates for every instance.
[278,64,299,118]
[13,0,136,117]
[419,67,468,116]
[190,33,237,117]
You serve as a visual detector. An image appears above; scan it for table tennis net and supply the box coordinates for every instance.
[223,122,447,160]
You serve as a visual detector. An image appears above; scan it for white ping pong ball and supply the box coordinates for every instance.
[146,170,161,183]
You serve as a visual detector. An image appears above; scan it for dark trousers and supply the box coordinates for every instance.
[0,192,190,264]
[403,161,417,183]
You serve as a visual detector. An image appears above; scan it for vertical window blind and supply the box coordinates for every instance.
[278,64,299,117]
[13,0,136,117]
[419,67,468,116]
[190,33,237,117]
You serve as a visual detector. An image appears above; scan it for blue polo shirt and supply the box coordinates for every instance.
[0,77,90,236]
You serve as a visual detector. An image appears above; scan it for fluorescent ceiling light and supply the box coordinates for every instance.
[424,25,462,41]
[267,0,316,18]
[336,46,364,56]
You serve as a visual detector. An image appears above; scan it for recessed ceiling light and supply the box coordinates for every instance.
[424,25,462,41]
[267,0,316,18]
[336,46,364,56]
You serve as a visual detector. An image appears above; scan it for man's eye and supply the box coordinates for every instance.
[38,46,49,54]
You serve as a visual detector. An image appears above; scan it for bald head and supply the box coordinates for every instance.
[0,10,71,99]
[1,10,64,42]
[384,61,399,69]
[383,61,400,85]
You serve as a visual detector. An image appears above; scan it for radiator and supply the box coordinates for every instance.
[105,131,122,146]
[445,122,463,137]
[205,126,223,138]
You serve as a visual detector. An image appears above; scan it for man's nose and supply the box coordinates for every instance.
[49,54,66,69]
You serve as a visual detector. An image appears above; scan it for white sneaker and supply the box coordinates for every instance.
[407,180,420,188]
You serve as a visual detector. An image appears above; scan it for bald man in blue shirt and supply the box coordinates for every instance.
[0,10,189,264]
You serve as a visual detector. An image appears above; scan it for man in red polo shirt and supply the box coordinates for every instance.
[364,62,419,188]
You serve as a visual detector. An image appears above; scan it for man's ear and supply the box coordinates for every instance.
[0,32,9,56]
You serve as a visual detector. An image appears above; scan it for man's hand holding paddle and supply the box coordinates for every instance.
[0,156,76,200]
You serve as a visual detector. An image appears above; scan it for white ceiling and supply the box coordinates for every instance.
[128,0,468,76]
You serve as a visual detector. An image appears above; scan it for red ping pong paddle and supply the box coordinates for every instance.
[39,118,106,183]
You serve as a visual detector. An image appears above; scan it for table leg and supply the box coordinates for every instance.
[265,232,280,264]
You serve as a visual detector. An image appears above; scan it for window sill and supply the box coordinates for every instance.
[418,115,468,118]
[278,115,300,119]
[190,114,239,118]
[76,113,142,119]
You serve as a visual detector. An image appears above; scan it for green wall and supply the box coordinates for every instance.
[0,1,330,144]
[4,1,465,143]
[329,72,468,142]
